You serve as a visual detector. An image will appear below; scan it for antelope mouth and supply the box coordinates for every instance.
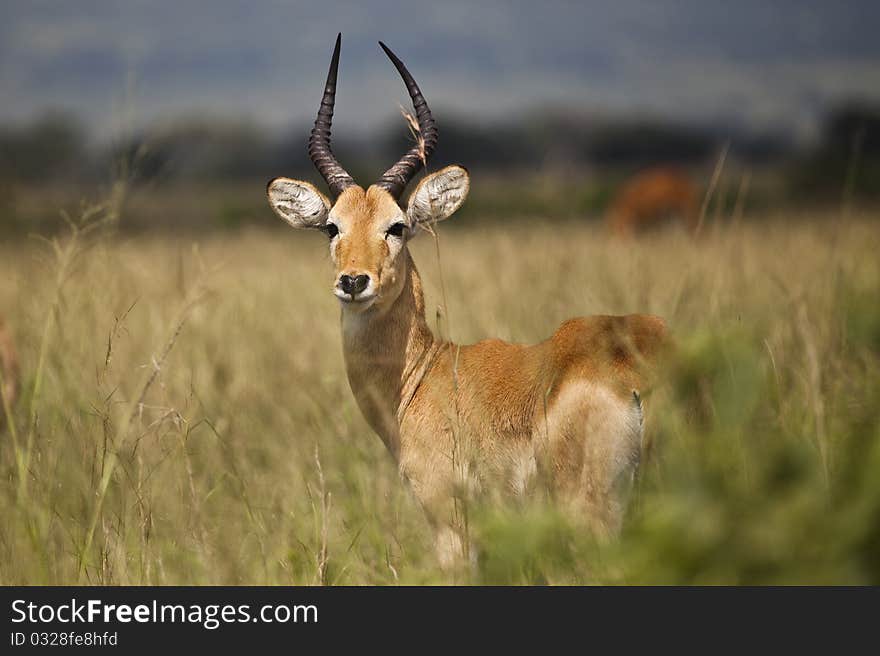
[334,290,377,308]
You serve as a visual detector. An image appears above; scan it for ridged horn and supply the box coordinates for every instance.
[374,41,439,199]
[308,33,356,198]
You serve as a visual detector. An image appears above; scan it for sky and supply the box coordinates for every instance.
[1,1,878,142]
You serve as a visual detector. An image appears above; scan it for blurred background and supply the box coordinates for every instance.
[2,0,879,232]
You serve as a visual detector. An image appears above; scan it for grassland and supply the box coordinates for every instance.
[0,203,878,584]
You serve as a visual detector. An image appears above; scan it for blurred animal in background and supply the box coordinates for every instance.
[0,316,20,427]
[605,167,700,237]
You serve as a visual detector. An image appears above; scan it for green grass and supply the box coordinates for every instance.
[0,205,878,584]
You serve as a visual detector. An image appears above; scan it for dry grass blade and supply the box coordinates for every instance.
[77,290,202,579]
[696,141,730,237]
[400,106,427,169]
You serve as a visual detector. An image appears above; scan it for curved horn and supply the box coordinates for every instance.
[308,33,356,198]
[375,42,439,200]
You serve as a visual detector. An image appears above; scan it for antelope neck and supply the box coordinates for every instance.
[340,250,441,455]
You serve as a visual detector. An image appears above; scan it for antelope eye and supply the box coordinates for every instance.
[324,223,339,239]
[386,223,406,238]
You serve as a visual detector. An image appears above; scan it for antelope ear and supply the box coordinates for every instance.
[406,165,469,225]
[267,178,331,229]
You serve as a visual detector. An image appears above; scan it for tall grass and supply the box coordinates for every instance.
[0,208,878,584]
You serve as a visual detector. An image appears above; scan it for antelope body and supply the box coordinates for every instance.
[607,167,699,236]
[268,35,667,563]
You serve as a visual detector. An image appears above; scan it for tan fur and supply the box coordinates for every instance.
[606,167,699,237]
[0,316,20,427]
[333,186,404,285]
[297,181,669,563]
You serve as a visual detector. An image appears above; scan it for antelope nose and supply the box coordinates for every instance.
[339,274,370,297]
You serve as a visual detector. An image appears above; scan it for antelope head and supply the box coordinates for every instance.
[267,34,470,314]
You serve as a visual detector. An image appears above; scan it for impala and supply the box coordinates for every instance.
[267,35,668,564]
